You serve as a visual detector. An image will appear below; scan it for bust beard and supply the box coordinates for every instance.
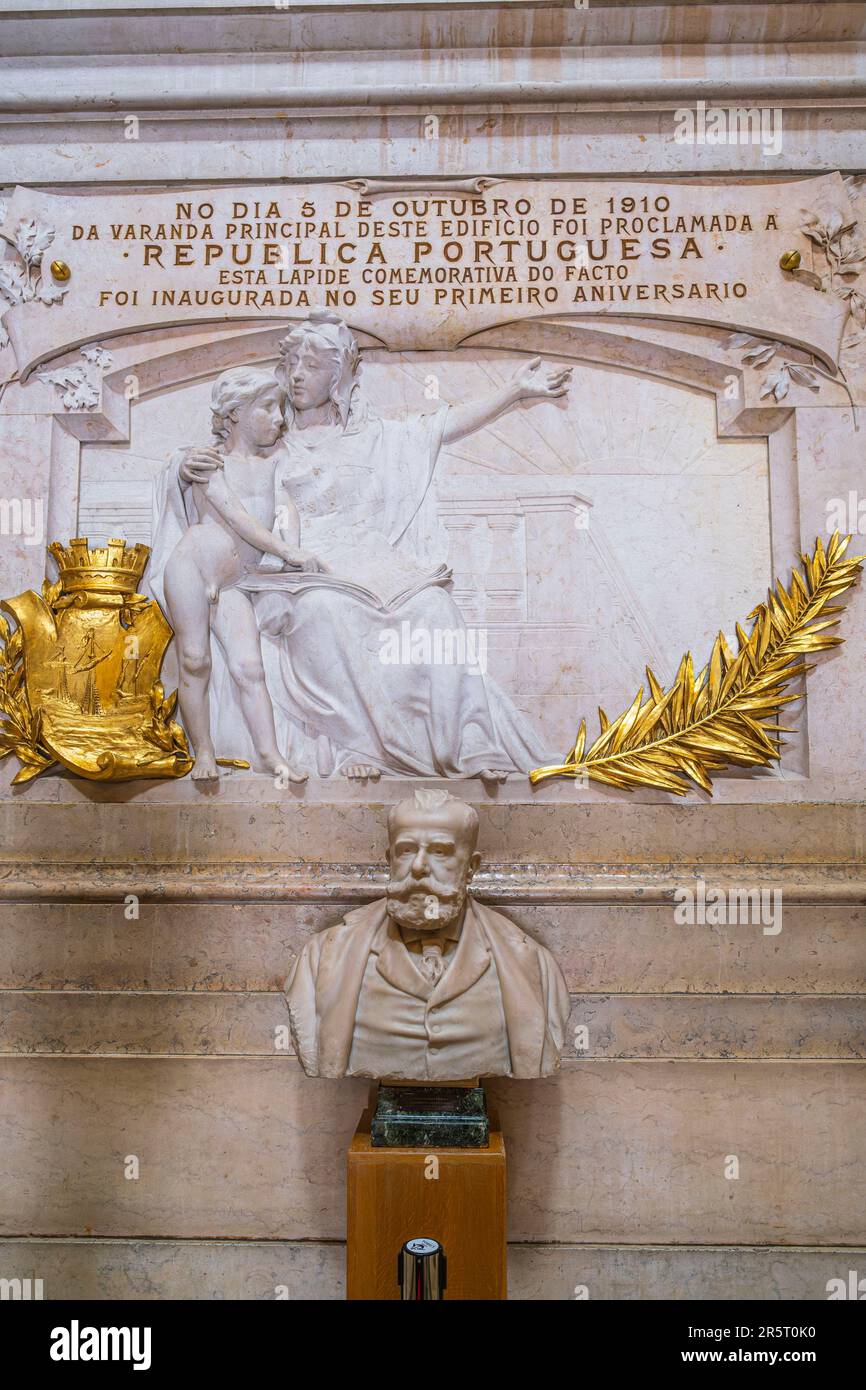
[385,873,468,932]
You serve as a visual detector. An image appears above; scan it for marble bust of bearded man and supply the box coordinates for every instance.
[284,788,570,1081]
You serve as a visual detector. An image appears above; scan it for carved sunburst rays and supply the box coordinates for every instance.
[361,351,759,476]
[531,533,863,796]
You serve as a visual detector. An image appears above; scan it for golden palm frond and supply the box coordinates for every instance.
[530,532,863,796]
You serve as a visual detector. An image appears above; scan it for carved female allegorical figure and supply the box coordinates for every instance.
[151,310,571,781]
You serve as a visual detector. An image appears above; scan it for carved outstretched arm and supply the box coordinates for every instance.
[441,356,572,445]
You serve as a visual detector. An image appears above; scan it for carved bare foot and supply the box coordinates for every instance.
[270,759,309,784]
[478,768,509,784]
[343,764,382,782]
[192,750,220,781]
[246,750,309,782]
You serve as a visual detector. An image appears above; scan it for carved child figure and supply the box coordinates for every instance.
[163,367,322,781]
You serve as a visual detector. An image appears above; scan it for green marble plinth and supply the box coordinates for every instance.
[370,1084,489,1148]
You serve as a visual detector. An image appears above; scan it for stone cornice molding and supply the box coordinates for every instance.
[0,861,863,905]
[2,4,864,179]
[1,2,865,117]
[2,67,866,118]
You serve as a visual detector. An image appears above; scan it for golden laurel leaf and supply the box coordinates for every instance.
[11,763,48,786]
[530,531,863,796]
[0,608,58,780]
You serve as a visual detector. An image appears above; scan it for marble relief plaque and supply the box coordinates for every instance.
[0,169,857,786]
[76,350,769,763]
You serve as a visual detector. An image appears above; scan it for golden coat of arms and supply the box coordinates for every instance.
[0,538,192,783]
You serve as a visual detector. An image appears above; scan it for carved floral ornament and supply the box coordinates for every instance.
[38,343,113,412]
[0,199,109,412]
[0,198,68,348]
[728,185,866,411]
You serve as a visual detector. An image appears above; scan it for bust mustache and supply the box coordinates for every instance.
[385,869,467,931]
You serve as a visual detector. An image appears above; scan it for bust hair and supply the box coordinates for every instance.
[387,788,479,851]
[210,366,282,444]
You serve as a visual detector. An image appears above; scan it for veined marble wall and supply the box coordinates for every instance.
[0,0,864,1301]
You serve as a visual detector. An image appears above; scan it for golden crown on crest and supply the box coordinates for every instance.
[48,537,150,596]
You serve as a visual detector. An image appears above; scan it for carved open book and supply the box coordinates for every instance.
[239,560,452,614]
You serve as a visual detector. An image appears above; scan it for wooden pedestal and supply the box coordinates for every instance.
[346,1107,507,1300]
